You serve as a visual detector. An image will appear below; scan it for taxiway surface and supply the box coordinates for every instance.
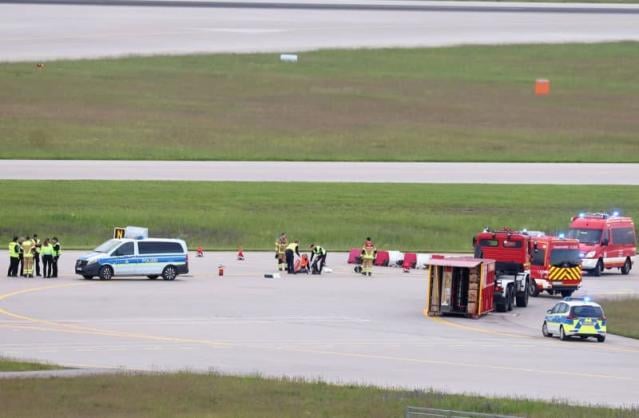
[1,250,639,407]
[1,0,639,62]
[3,160,639,184]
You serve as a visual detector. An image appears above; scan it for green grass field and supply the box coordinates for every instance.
[1,43,638,162]
[2,181,637,251]
[0,372,636,418]
[0,358,60,372]
[600,298,639,339]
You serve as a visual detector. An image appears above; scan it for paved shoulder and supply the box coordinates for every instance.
[2,160,639,184]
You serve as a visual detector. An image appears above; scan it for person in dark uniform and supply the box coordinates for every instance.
[51,237,61,278]
[33,234,42,277]
[309,244,327,274]
[7,237,20,277]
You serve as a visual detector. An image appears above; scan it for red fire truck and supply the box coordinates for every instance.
[568,212,636,276]
[528,235,582,297]
[472,229,531,312]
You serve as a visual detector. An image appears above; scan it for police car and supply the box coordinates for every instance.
[76,238,188,281]
[542,297,607,342]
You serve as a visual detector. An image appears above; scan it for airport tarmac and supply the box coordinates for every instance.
[1,0,639,62]
[3,160,639,184]
[1,250,639,407]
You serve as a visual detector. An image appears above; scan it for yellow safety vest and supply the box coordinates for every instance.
[286,242,298,251]
[41,244,54,256]
[362,246,376,260]
[275,240,287,254]
[8,241,19,258]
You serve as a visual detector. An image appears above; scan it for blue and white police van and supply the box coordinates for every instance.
[75,238,189,280]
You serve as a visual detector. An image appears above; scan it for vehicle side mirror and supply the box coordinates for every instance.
[602,238,609,246]
[546,309,552,314]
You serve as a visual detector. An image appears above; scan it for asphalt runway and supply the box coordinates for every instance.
[1,0,639,62]
[1,250,639,407]
[3,160,639,184]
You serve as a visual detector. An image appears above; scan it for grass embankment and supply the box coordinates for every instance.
[2,181,637,251]
[600,298,639,339]
[0,373,636,418]
[0,358,60,372]
[1,43,638,162]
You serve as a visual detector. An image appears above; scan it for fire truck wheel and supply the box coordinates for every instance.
[496,301,507,313]
[560,290,574,298]
[592,260,603,277]
[621,259,631,275]
[542,322,552,337]
[559,326,568,341]
[506,287,514,311]
[516,285,529,308]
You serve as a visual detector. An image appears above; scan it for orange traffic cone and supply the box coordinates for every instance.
[197,246,204,257]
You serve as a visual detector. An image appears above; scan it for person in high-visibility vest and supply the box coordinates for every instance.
[275,233,288,271]
[7,237,20,277]
[361,237,377,277]
[21,236,35,278]
[41,238,54,278]
[285,240,300,274]
[309,244,327,274]
[51,237,62,278]
[33,234,42,277]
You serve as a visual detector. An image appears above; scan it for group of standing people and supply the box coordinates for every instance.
[7,235,62,278]
[274,233,328,275]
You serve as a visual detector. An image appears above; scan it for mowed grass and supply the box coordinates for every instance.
[1,181,638,251]
[1,43,639,162]
[0,372,636,418]
[0,358,60,372]
[600,298,639,339]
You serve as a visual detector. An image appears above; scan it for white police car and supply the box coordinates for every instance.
[76,238,188,281]
[542,297,607,342]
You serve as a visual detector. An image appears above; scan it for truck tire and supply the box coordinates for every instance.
[621,259,631,275]
[560,289,574,298]
[592,259,603,277]
[496,300,507,313]
[516,280,530,307]
[507,286,514,311]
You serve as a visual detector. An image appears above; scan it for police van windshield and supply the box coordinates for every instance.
[94,239,121,253]
[550,249,581,267]
[567,228,602,245]
[571,305,604,319]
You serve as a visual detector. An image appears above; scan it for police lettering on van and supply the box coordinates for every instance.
[75,238,188,280]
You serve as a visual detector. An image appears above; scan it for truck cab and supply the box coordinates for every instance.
[529,235,582,297]
[567,213,636,276]
[473,229,532,311]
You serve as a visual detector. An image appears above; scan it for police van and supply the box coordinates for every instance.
[75,238,189,280]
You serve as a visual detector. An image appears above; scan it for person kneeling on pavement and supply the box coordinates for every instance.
[309,244,327,275]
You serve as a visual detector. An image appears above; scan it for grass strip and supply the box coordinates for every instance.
[1,43,639,162]
[0,372,636,417]
[1,181,637,251]
[600,298,639,339]
[0,358,60,372]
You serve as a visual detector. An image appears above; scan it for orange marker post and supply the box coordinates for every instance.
[535,79,550,96]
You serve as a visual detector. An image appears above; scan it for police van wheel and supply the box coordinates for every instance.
[82,275,93,280]
[542,322,552,337]
[621,259,631,275]
[597,335,606,343]
[559,326,568,341]
[162,266,177,281]
[99,266,113,281]
[147,275,158,280]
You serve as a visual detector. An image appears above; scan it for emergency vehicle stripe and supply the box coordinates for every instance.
[548,266,582,281]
